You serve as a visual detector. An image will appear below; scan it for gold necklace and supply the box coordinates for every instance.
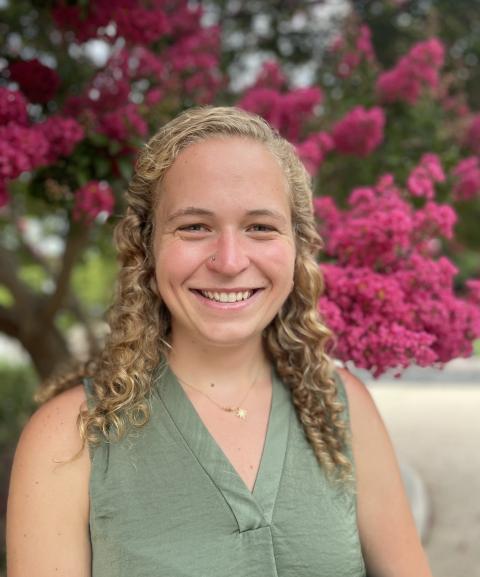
[175,367,262,421]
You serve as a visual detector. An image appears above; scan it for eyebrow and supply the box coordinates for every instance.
[166,206,288,224]
[166,207,214,222]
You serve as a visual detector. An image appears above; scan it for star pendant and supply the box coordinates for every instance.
[235,408,248,420]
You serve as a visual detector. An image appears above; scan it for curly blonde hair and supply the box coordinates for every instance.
[40,106,353,483]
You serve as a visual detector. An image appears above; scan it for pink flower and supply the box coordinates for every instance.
[466,279,480,306]
[296,131,333,175]
[317,295,346,337]
[239,86,323,142]
[320,263,438,376]
[377,38,445,104]
[169,3,203,36]
[99,103,147,142]
[409,38,445,80]
[9,59,61,104]
[0,141,29,180]
[314,196,340,229]
[331,106,385,156]
[407,153,445,199]
[452,157,480,201]
[413,202,457,239]
[408,169,436,199]
[52,0,122,43]
[145,87,164,105]
[253,60,287,90]
[164,26,222,103]
[38,116,84,163]
[421,153,445,182]
[0,87,28,126]
[465,114,480,154]
[356,25,376,62]
[315,173,480,376]
[377,65,421,105]
[332,24,376,78]
[115,6,170,45]
[73,181,115,223]
[0,124,49,176]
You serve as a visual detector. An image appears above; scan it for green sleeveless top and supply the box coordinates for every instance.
[84,364,366,577]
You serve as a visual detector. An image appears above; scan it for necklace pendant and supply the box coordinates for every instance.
[235,407,248,420]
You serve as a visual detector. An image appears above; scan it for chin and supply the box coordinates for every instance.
[195,326,264,348]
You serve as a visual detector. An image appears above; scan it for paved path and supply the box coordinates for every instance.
[356,358,480,577]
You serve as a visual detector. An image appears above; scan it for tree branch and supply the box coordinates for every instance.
[66,295,103,356]
[0,245,37,310]
[42,223,90,323]
[0,304,20,339]
[15,222,55,277]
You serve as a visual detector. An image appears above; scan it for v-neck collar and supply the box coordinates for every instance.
[152,362,291,532]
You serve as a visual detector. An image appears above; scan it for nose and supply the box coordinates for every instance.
[206,229,250,276]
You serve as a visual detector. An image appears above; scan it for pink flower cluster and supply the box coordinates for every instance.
[296,132,334,175]
[331,106,385,156]
[163,26,222,104]
[0,86,84,207]
[452,157,480,201]
[0,124,49,180]
[62,6,221,137]
[115,6,170,45]
[253,60,287,90]
[0,122,49,207]
[407,153,445,199]
[239,85,323,142]
[73,181,115,223]
[168,3,203,36]
[53,0,170,45]
[99,103,148,142]
[465,114,480,154]
[52,0,114,42]
[0,87,28,125]
[39,116,85,163]
[377,38,445,104]
[331,25,376,78]
[315,174,479,376]
[9,59,60,104]
[318,267,438,376]
[466,279,480,306]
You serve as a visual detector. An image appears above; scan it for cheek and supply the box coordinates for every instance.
[260,241,296,278]
[154,241,205,291]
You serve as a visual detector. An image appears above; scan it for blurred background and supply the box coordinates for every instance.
[1,0,479,574]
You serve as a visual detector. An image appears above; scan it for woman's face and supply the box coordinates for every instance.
[153,136,296,349]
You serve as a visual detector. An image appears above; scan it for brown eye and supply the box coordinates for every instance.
[249,224,276,232]
[178,224,209,232]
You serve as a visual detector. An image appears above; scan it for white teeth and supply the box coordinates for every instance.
[200,290,253,302]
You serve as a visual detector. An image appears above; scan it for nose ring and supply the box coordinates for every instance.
[210,254,216,262]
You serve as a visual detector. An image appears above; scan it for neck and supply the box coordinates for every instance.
[166,334,271,394]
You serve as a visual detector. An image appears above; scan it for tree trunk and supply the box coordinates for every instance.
[21,322,73,381]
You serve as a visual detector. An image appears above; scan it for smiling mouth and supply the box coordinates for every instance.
[192,289,260,303]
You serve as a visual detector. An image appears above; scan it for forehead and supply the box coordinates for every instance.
[156,136,291,217]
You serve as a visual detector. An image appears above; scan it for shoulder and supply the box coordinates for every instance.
[7,385,92,575]
[8,383,91,520]
[335,367,381,429]
[336,367,373,407]
[17,384,89,462]
[335,366,395,477]
[8,383,91,497]
[335,367,432,576]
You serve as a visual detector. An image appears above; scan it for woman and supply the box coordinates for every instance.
[6,106,432,576]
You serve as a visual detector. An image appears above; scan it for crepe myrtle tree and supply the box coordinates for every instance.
[0,0,479,379]
[0,0,223,377]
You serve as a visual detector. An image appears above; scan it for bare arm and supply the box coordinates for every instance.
[6,385,91,577]
[339,368,433,577]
